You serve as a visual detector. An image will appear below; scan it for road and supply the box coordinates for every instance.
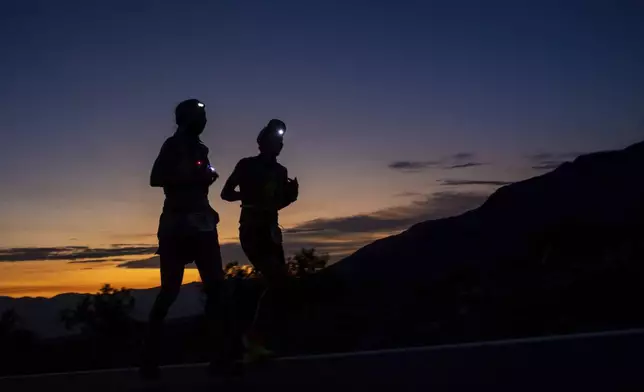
[1,328,643,391]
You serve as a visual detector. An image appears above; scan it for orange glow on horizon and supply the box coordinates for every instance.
[0,229,395,298]
[0,258,201,299]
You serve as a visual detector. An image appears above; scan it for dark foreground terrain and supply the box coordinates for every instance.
[1,328,643,392]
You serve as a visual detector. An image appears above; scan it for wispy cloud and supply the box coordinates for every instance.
[117,234,373,269]
[388,153,487,172]
[118,190,491,269]
[388,160,441,171]
[528,151,585,171]
[281,228,326,234]
[3,186,492,269]
[445,162,485,169]
[117,257,162,269]
[439,179,514,186]
[532,161,564,170]
[394,191,424,198]
[0,245,157,263]
[289,191,489,235]
[68,258,128,264]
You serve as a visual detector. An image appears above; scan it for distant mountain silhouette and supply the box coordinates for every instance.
[330,140,644,288]
[0,283,205,338]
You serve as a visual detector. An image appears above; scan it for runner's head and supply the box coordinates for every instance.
[257,119,285,157]
[175,99,207,136]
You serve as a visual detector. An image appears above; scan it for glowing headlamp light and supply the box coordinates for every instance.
[277,128,285,136]
[197,102,205,108]
[196,160,216,173]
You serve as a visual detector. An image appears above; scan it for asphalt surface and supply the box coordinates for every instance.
[1,328,643,391]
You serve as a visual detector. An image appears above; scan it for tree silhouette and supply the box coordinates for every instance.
[287,248,330,277]
[0,308,19,339]
[60,284,136,341]
[0,308,36,375]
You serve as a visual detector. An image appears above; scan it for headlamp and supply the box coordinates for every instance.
[196,160,216,173]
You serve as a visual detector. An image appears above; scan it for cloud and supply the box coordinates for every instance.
[0,245,157,262]
[388,153,486,172]
[532,161,565,170]
[528,152,584,171]
[529,152,582,161]
[281,228,326,234]
[445,162,485,169]
[118,257,161,269]
[439,179,514,186]
[290,191,489,235]
[388,160,441,171]
[68,258,127,264]
[2,189,491,273]
[118,190,491,269]
[117,242,250,269]
[118,232,380,269]
[394,191,424,198]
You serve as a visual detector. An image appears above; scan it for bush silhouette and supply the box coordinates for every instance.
[60,284,136,341]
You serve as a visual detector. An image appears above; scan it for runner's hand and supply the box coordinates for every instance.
[197,166,218,185]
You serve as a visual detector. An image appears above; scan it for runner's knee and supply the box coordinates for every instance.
[149,287,180,323]
[158,285,180,306]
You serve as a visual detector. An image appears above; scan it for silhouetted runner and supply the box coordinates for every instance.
[140,99,237,379]
[221,119,299,363]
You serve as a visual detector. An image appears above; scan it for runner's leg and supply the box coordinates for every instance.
[240,225,290,350]
[193,230,241,367]
[253,240,291,345]
[150,253,186,323]
[142,238,187,373]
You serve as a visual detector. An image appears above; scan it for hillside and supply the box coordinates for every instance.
[287,140,644,351]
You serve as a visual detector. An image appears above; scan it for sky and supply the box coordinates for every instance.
[0,0,642,297]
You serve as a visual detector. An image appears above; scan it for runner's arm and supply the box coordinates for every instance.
[221,160,243,202]
[278,168,298,210]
